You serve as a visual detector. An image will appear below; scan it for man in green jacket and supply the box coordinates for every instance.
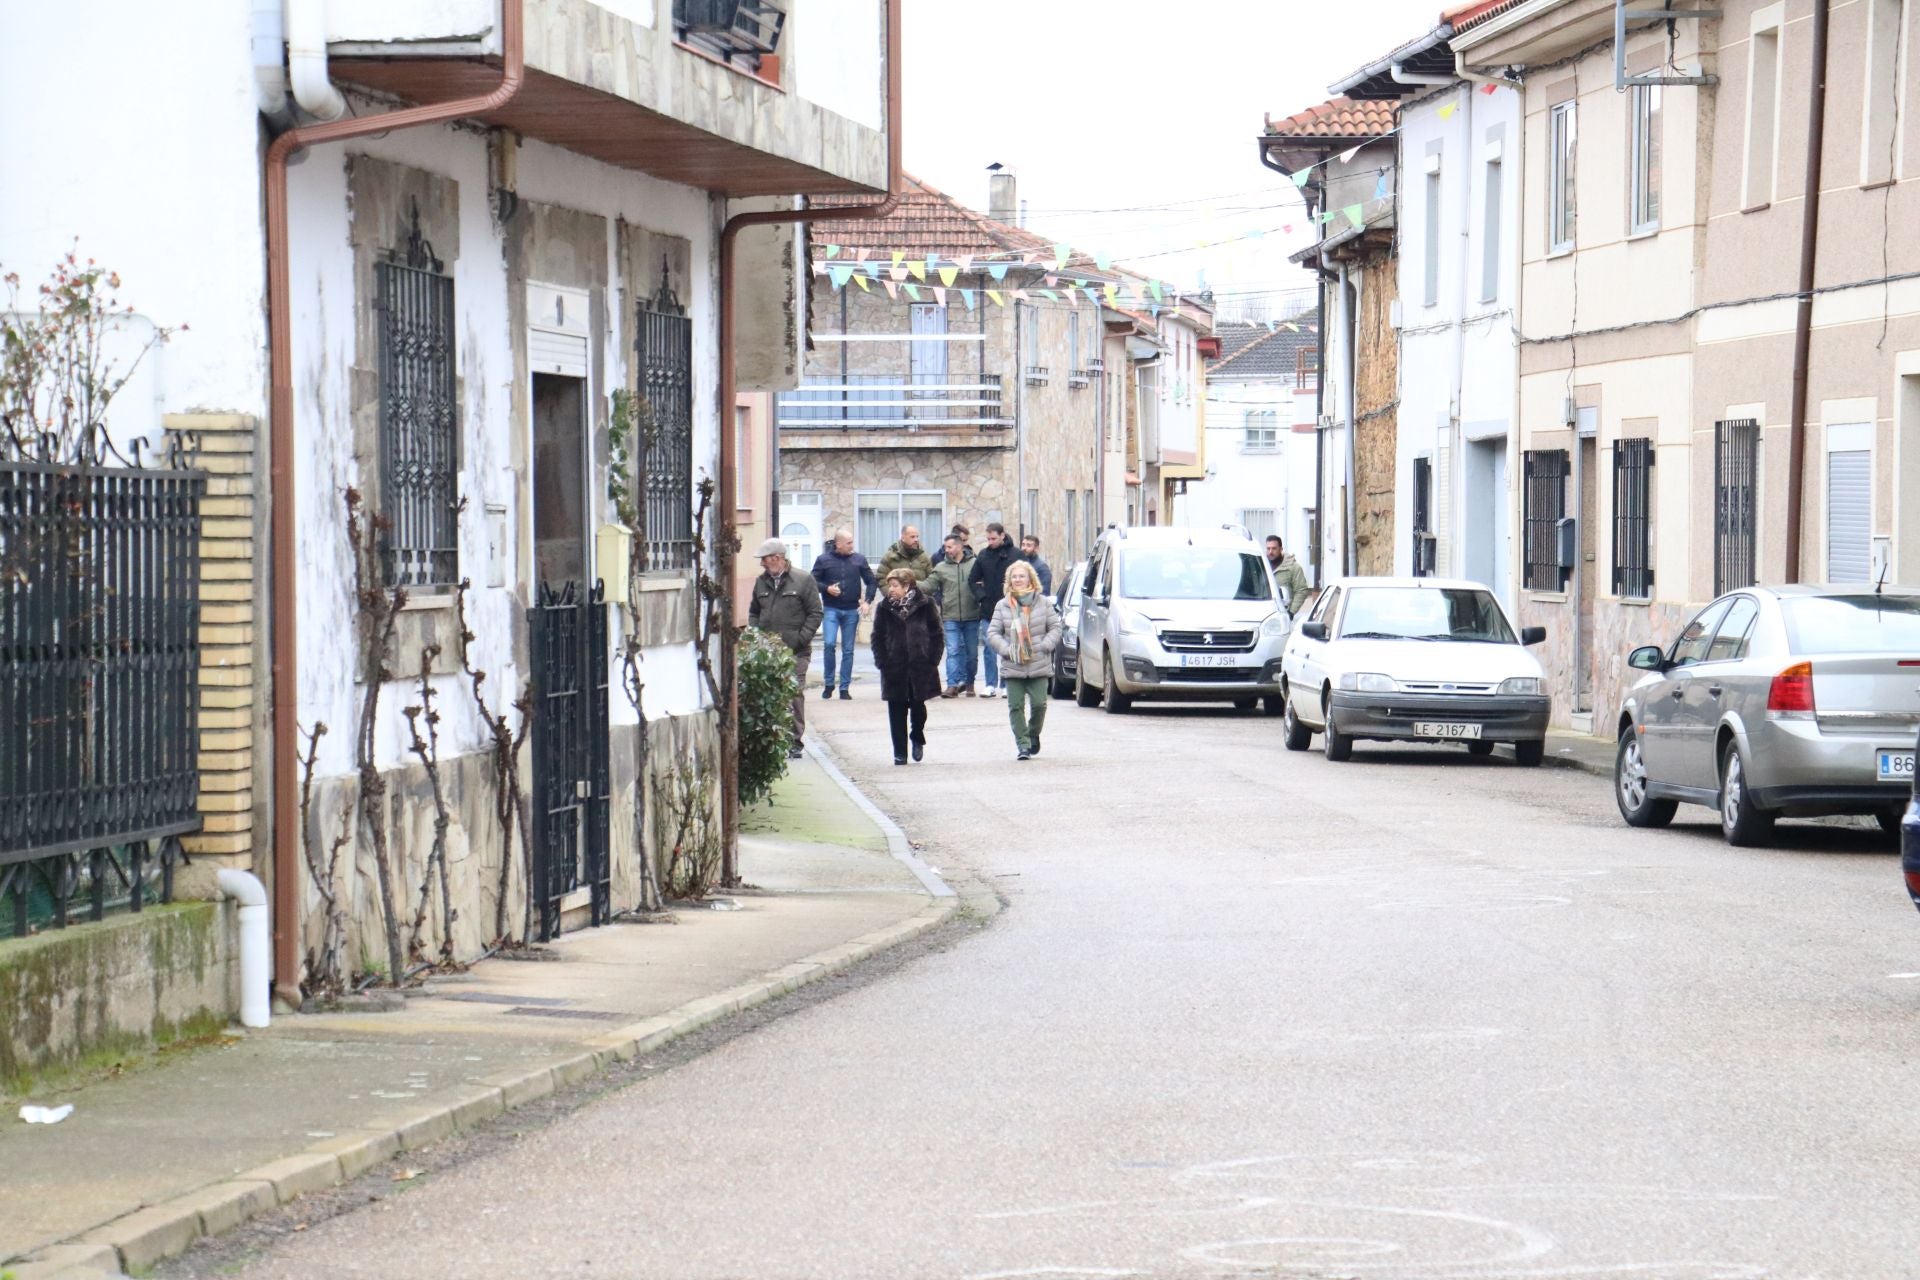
[749,538,824,758]
[927,534,982,697]
[877,525,933,584]
[1264,535,1311,615]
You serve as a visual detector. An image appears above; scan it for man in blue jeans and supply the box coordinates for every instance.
[810,527,876,700]
[927,533,982,696]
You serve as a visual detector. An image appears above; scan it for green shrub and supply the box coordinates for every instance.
[737,627,797,806]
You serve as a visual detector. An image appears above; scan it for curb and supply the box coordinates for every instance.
[807,739,956,899]
[10,901,957,1280]
[1542,751,1610,780]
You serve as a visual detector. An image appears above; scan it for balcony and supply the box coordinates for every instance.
[776,375,1013,449]
[1024,366,1051,387]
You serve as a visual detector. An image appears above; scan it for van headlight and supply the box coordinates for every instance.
[1498,676,1543,695]
[1338,673,1397,693]
[1117,607,1152,636]
[1259,613,1290,639]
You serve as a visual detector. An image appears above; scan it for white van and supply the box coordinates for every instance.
[1073,526,1292,714]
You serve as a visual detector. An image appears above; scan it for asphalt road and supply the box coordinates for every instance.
[174,694,1920,1279]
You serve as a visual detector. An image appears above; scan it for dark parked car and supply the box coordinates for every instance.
[1052,561,1086,698]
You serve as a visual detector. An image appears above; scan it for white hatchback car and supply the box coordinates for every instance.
[1279,576,1551,763]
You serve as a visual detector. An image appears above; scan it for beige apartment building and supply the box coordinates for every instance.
[1453,0,1918,733]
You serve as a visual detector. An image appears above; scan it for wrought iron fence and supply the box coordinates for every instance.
[775,373,1008,427]
[0,449,204,937]
[528,580,610,942]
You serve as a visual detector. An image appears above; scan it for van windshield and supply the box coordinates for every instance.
[1338,587,1517,643]
[1781,595,1920,654]
[1118,549,1272,601]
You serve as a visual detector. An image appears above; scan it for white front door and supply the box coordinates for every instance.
[779,491,824,575]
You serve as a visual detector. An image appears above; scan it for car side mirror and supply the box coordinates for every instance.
[1628,645,1667,672]
[1300,621,1329,642]
[1520,626,1546,647]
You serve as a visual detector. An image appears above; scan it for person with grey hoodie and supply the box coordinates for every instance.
[986,560,1064,761]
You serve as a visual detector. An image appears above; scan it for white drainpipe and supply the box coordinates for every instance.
[253,0,292,125]
[285,0,347,122]
[216,869,272,1028]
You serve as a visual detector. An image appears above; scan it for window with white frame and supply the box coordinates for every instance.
[1548,100,1577,253]
[1481,148,1504,302]
[1629,83,1662,234]
[1745,11,1783,207]
[1239,508,1278,539]
[1423,149,1442,307]
[1244,409,1279,451]
[855,490,943,562]
[1862,0,1907,185]
[1826,423,1872,582]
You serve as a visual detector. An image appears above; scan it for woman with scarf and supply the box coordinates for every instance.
[870,567,945,765]
[986,560,1064,761]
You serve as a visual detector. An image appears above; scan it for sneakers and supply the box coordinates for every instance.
[788,744,805,760]
[1016,748,1032,761]
[838,688,851,701]
[1029,733,1041,757]
[982,685,1000,699]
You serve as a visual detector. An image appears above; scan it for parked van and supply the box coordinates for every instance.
[1074,526,1293,713]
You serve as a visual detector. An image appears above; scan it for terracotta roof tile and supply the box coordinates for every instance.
[1207,322,1319,379]
[1445,0,1525,32]
[805,173,1053,259]
[1265,97,1394,140]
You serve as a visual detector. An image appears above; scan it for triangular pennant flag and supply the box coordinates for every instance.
[1266,320,1277,332]
[1011,289,1029,301]
[852,274,872,292]
[1343,204,1364,226]
[1052,243,1071,270]
[1072,278,1087,289]
[1040,288,1059,302]
[938,265,959,287]
[889,265,908,282]
[1149,305,1161,319]
[1149,280,1164,301]
[890,250,905,269]
[907,260,927,282]
[932,286,947,306]
[1375,174,1388,199]
[882,278,899,299]
[961,288,976,311]
[1339,145,1360,164]
[1103,283,1119,304]
[1481,81,1499,94]
[864,259,883,278]
[826,244,841,258]
[987,289,1005,306]
[1282,225,1295,234]
[1083,285,1101,305]
[1438,102,1457,121]
[988,262,1010,282]
[907,282,926,301]
[1095,252,1112,271]
[1247,229,1266,240]
[954,254,973,275]
[1045,274,1059,287]
[1292,168,1312,189]
[1283,322,1298,332]
[829,264,855,288]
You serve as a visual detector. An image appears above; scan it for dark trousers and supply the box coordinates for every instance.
[886,698,928,759]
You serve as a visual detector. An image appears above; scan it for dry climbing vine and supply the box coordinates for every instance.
[344,487,408,987]
[402,646,457,966]
[452,580,534,945]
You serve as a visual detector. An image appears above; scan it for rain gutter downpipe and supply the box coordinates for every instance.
[716,0,904,886]
[264,0,525,1009]
[285,0,348,121]
[1340,261,1359,577]
[1785,0,1832,584]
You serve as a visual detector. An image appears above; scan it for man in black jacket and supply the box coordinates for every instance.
[810,527,876,700]
[967,522,1020,697]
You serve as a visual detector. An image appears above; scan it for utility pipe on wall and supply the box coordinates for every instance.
[1785,0,1832,584]
[217,869,271,1028]
[717,0,904,885]
[264,0,525,1008]
[1340,262,1359,577]
[285,0,347,121]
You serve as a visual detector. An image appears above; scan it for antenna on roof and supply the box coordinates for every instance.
[1876,556,1890,595]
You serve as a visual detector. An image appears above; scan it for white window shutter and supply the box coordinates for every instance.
[1434,440,1453,577]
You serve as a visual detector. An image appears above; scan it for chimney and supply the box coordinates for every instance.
[988,164,1017,223]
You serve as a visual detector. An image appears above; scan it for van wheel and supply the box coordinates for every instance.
[1102,653,1133,714]
[1233,696,1258,712]
[1719,740,1776,847]
[1466,741,1494,757]
[1877,811,1903,838]
[1281,694,1312,751]
[1512,740,1545,768]
[1263,694,1286,717]
[1321,695,1353,762]
[1074,665,1100,708]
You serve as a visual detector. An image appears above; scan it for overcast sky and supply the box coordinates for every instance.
[901,0,1442,319]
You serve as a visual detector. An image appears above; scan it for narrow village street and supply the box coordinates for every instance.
[162,693,1920,1280]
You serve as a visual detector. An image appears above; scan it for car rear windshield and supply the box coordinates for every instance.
[1118,549,1272,601]
[1338,587,1517,643]
[1780,595,1920,654]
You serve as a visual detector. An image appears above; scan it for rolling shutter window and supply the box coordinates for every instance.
[1434,440,1453,577]
[1826,449,1871,583]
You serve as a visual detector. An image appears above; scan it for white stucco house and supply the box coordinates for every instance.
[1330,20,1522,606]
[0,0,891,994]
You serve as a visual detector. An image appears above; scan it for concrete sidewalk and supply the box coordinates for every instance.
[3,754,953,1280]
[1541,728,1617,778]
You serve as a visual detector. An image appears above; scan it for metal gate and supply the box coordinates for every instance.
[528,579,610,942]
[1714,420,1758,596]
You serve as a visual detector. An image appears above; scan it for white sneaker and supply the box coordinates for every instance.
[983,686,1000,699]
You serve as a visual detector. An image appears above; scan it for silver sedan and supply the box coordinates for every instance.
[1615,585,1920,846]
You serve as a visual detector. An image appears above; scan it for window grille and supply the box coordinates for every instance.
[635,264,694,573]
[1714,419,1759,595]
[375,204,459,589]
[1612,437,1655,599]
[1411,456,1435,577]
[1523,448,1570,592]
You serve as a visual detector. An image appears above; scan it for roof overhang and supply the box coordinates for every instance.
[1449,0,1667,70]
[1329,26,1459,100]
[331,57,886,198]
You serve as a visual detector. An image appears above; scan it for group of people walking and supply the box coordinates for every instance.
[746,521,1062,766]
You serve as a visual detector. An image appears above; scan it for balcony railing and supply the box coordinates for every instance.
[777,374,1011,430]
[674,0,786,64]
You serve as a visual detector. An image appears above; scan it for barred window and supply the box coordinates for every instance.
[1523,448,1569,592]
[1714,419,1759,596]
[635,268,693,573]
[375,206,459,588]
[1611,437,1654,599]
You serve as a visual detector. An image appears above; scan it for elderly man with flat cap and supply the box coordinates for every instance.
[748,538,824,759]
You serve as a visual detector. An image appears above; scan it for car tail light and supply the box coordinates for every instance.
[1766,661,1815,716]
[1906,869,1920,903]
